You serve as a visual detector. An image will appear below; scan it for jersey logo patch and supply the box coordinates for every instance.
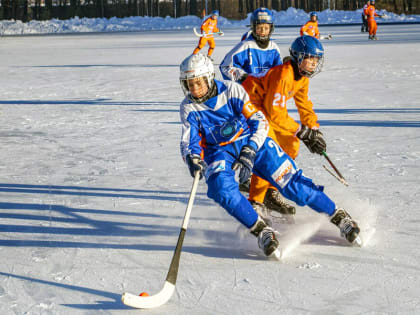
[271,160,296,188]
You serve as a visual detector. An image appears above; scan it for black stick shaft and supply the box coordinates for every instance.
[322,151,345,180]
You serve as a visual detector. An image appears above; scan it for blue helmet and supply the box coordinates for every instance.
[289,35,324,77]
[212,10,219,16]
[250,8,274,43]
[310,11,318,18]
[251,7,274,25]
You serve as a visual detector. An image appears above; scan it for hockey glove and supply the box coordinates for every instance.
[296,125,327,155]
[232,145,256,184]
[186,154,207,180]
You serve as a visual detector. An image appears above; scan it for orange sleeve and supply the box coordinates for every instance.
[214,20,220,32]
[300,23,308,36]
[315,24,320,39]
[242,76,265,110]
[294,79,319,129]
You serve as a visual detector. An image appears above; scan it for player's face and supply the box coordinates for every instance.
[212,14,218,20]
[311,15,317,22]
[300,57,319,74]
[187,77,208,98]
[255,23,271,37]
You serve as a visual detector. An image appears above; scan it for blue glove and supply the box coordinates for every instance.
[232,145,256,184]
[186,154,207,180]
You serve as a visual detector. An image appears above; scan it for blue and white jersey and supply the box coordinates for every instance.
[180,80,269,160]
[219,34,282,81]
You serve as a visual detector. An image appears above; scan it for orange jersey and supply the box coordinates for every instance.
[364,5,379,21]
[200,17,219,38]
[300,21,320,39]
[242,61,319,136]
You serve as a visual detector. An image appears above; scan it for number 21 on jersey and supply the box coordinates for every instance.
[272,93,286,107]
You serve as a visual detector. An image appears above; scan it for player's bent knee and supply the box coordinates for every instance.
[280,171,335,215]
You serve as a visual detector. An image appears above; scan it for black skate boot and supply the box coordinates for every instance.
[250,201,272,226]
[250,217,280,258]
[330,208,361,245]
[263,188,296,215]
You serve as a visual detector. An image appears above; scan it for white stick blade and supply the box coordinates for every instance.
[121,281,175,309]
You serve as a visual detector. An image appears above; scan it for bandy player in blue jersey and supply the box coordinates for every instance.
[219,8,282,83]
[179,53,361,257]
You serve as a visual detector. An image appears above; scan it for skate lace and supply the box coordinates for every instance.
[270,190,288,206]
[258,227,276,249]
[339,217,355,236]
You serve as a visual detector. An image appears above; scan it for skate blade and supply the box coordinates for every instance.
[357,227,376,247]
[269,248,282,260]
[352,236,363,247]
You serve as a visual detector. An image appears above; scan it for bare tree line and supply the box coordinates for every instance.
[1,0,418,22]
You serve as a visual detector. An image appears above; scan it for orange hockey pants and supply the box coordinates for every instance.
[368,20,377,35]
[193,37,216,56]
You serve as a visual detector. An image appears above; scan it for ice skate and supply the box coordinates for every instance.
[368,35,374,40]
[207,55,214,62]
[263,188,295,224]
[250,217,281,258]
[373,35,378,40]
[330,208,361,246]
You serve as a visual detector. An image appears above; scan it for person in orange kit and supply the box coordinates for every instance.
[364,0,384,40]
[300,12,320,39]
[193,10,224,60]
[242,35,327,220]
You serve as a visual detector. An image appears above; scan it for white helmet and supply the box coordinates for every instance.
[180,53,215,101]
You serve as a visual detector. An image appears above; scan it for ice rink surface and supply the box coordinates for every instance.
[1,24,420,314]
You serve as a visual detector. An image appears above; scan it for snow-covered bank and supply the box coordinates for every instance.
[1,24,420,314]
[1,7,420,36]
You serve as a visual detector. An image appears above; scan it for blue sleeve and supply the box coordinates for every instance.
[273,50,283,66]
[180,107,203,160]
[220,42,249,81]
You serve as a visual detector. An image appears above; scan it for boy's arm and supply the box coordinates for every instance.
[242,101,269,151]
[231,83,268,150]
[200,18,210,33]
[293,81,320,130]
[180,107,203,161]
[220,44,250,81]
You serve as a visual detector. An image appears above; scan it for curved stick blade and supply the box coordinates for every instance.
[121,281,175,309]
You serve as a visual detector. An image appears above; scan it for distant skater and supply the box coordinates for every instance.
[193,10,224,61]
